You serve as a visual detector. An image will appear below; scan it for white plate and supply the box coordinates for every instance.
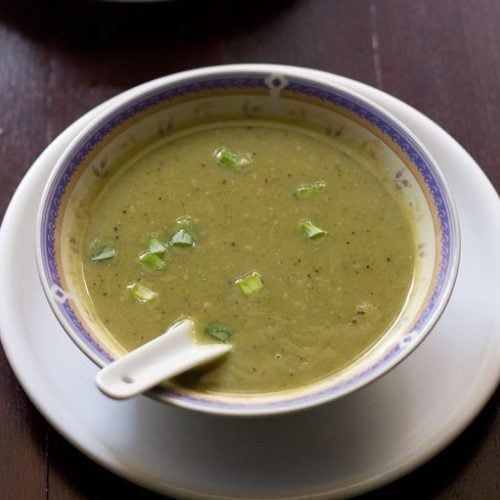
[1,69,499,499]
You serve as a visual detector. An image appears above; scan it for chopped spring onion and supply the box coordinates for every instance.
[214,147,252,170]
[205,321,232,343]
[90,243,116,262]
[170,227,195,247]
[298,219,328,239]
[148,237,167,255]
[128,282,158,303]
[169,217,197,247]
[295,180,327,198]
[236,271,264,296]
[139,252,166,272]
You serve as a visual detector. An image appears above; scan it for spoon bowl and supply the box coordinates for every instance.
[95,319,231,400]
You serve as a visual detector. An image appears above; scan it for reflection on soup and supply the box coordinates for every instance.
[80,121,415,395]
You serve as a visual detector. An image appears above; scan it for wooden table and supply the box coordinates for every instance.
[1,0,498,498]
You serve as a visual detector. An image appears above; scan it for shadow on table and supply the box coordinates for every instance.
[0,0,296,88]
[0,0,296,48]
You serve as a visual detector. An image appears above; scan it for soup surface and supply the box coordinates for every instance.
[80,120,415,395]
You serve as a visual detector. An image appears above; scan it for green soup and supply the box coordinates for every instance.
[80,120,415,395]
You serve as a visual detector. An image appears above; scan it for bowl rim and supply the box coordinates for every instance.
[35,63,461,416]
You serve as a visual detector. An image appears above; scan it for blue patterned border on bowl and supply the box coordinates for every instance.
[39,71,458,411]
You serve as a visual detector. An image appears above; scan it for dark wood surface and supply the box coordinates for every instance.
[1,0,499,498]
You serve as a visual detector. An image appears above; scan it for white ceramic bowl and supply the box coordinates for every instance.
[36,64,460,416]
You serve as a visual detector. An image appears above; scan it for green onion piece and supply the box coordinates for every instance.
[90,243,116,262]
[139,252,166,272]
[214,147,251,170]
[298,219,328,239]
[148,237,167,255]
[128,282,158,303]
[170,228,195,247]
[295,180,327,198]
[236,271,264,296]
[205,321,232,343]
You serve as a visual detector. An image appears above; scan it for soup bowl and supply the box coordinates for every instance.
[36,64,460,416]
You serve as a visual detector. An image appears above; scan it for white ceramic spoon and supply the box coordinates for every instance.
[95,319,231,399]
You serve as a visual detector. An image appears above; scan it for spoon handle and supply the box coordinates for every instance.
[95,319,231,399]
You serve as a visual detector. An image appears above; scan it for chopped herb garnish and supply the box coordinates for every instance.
[236,271,264,296]
[90,242,116,262]
[139,252,166,272]
[205,321,232,343]
[214,147,251,171]
[298,219,328,239]
[148,237,167,255]
[170,228,195,247]
[128,282,158,303]
[169,217,197,247]
[295,180,327,198]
